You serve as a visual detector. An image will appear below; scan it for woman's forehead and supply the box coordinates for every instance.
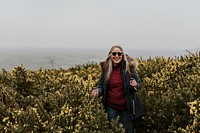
[112,47,122,52]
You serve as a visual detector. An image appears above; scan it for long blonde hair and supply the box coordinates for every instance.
[102,45,131,83]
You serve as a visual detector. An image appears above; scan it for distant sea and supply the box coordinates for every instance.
[0,48,198,71]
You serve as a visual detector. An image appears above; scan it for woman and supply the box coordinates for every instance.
[91,45,143,133]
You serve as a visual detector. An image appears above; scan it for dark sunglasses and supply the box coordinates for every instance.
[111,52,123,56]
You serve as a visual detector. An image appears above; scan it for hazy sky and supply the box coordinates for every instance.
[0,0,200,50]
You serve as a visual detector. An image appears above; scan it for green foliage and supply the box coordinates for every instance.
[0,62,124,132]
[0,51,199,132]
[137,51,200,132]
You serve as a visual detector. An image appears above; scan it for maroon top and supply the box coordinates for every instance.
[107,65,126,110]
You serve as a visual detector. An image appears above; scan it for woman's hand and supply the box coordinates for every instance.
[130,78,138,88]
[91,89,99,97]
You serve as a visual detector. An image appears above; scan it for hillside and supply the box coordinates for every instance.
[0,51,199,132]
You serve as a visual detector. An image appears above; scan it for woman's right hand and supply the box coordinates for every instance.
[91,89,99,97]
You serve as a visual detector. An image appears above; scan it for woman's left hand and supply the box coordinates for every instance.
[130,78,138,88]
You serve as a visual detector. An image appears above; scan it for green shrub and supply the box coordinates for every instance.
[0,51,199,132]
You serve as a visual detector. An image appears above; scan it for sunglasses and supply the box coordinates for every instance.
[111,52,123,56]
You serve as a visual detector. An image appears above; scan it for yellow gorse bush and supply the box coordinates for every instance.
[0,51,199,132]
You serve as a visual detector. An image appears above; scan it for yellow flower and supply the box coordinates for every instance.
[3,117,9,122]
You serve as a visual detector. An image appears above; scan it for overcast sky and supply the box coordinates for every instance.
[0,0,200,50]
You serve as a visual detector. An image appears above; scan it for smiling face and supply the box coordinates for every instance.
[111,47,123,66]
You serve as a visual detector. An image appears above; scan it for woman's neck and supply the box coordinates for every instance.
[113,63,121,68]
